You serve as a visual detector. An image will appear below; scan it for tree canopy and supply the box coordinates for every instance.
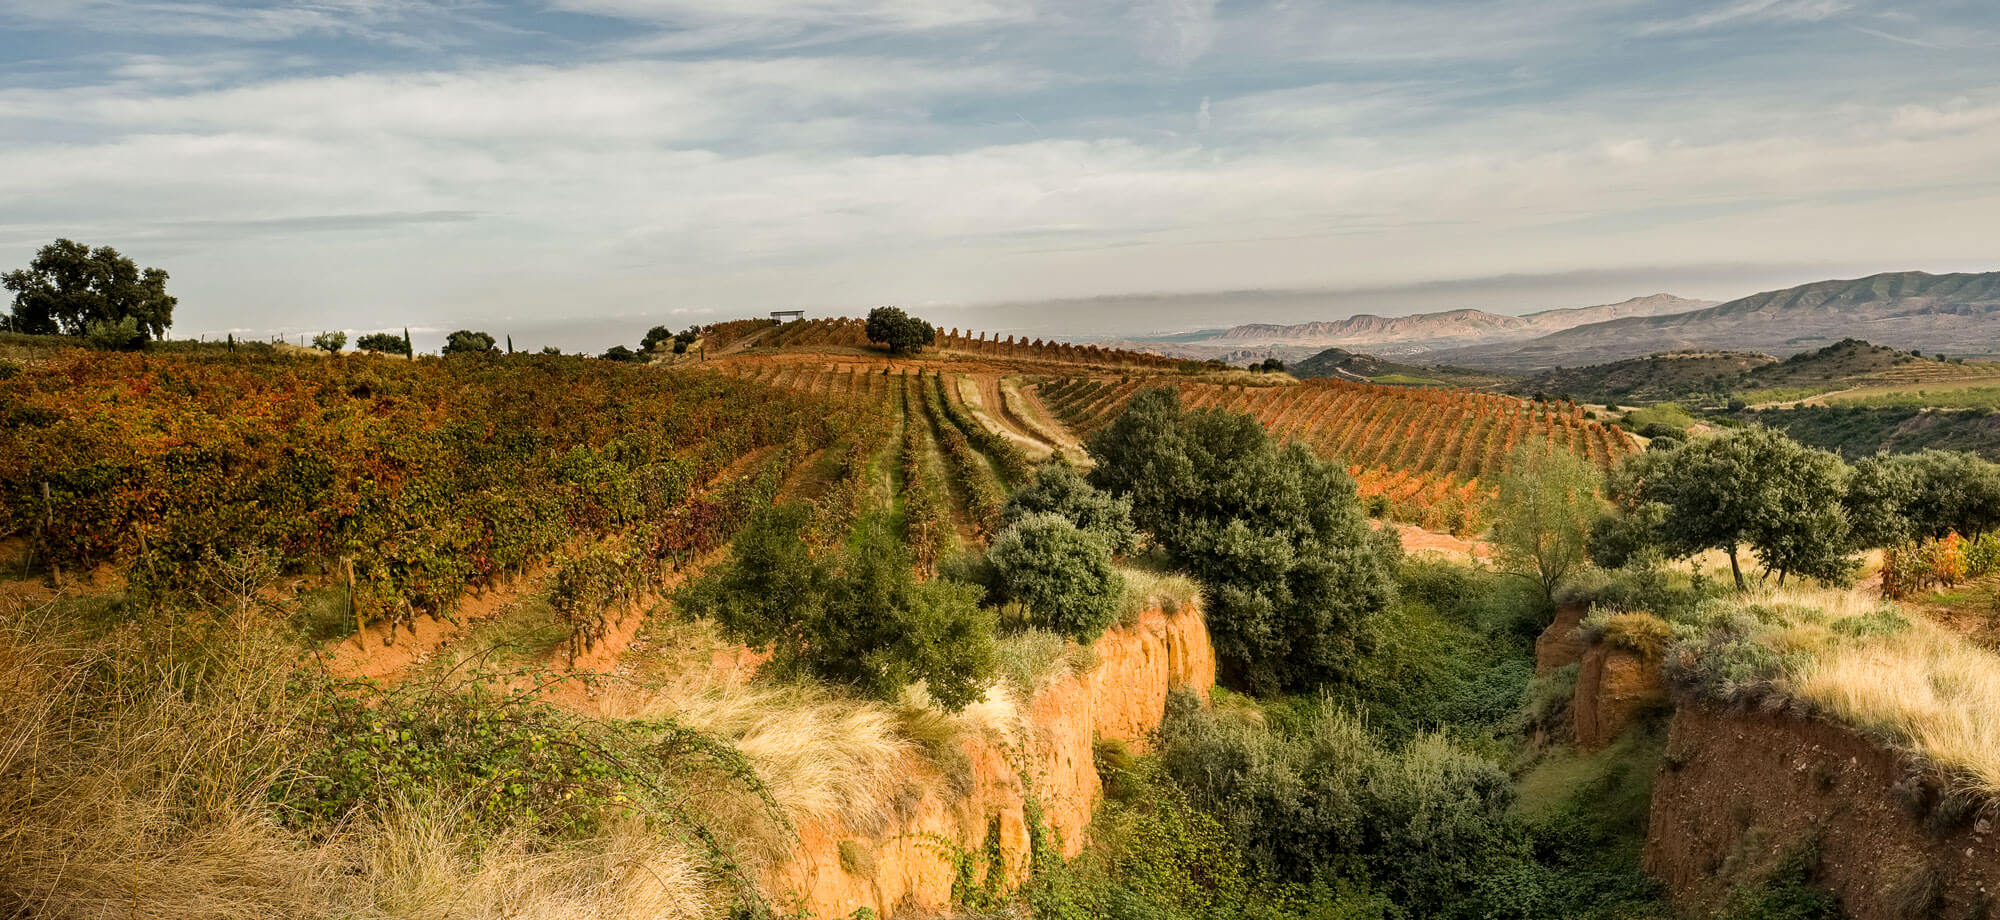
[1599,426,1853,589]
[1087,387,1400,693]
[1000,462,1140,555]
[1491,445,1601,600]
[3,239,176,341]
[355,332,410,356]
[311,331,347,355]
[864,306,936,354]
[1849,450,2000,544]
[987,513,1122,643]
[441,330,498,356]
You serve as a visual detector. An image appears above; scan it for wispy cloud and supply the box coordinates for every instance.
[1638,0,1854,34]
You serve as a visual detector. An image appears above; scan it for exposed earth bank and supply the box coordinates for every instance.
[764,606,1216,917]
[1645,705,2000,920]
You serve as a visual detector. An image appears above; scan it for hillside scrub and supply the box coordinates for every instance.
[1086,387,1402,694]
[987,513,1123,643]
[0,611,767,920]
[679,505,997,711]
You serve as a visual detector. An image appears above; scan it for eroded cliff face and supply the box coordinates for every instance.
[1572,644,1665,751]
[1646,705,2000,920]
[764,607,1216,917]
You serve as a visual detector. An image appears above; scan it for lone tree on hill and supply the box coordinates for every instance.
[2,239,177,341]
[865,306,935,354]
[1597,426,1852,589]
[355,332,410,356]
[311,331,347,354]
[441,330,498,356]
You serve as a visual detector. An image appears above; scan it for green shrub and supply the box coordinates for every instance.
[1155,692,1527,918]
[1088,388,1400,694]
[989,514,1122,643]
[281,668,765,836]
[684,505,997,710]
[1716,847,1841,920]
[1587,611,1672,658]
[1003,462,1141,555]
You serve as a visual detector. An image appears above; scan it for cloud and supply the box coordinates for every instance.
[2,0,1996,343]
[1137,0,1218,67]
[1638,0,1854,35]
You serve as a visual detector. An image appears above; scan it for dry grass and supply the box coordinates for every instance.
[615,679,914,838]
[0,609,723,920]
[1798,619,2000,797]
[1117,567,1202,623]
[1677,583,2000,798]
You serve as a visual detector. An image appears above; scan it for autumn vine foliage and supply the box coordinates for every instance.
[0,351,844,637]
[1037,377,1631,533]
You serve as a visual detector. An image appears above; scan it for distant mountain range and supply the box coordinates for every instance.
[1434,272,2000,371]
[1106,272,2000,373]
[1119,294,1715,358]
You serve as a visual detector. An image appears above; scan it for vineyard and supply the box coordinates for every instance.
[712,359,1029,563]
[754,317,1182,368]
[1035,376,1634,532]
[0,351,855,642]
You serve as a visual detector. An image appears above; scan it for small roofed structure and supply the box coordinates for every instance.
[770,309,804,321]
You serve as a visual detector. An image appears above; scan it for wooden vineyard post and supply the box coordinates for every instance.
[345,557,363,648]
[39,482,57,583]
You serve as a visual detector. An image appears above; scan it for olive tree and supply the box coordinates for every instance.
[311,331,347,354]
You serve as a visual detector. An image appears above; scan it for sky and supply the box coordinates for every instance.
[2,0,1998,350]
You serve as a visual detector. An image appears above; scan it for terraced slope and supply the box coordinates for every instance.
[1036,376,1632,532]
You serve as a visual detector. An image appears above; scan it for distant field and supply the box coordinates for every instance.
[1829,382,2000,409]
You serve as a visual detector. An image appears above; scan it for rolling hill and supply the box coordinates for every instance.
[1289,347,1513,388]
[1436,271,2000,370]
[1192,294,1712,352]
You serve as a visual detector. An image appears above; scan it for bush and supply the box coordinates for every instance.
[1155,692,1528,918]
[864,306,935,354]
[83,315,145,350]
[1002,462,1140,555]
[988,514,1122,643]
[283,668,760,836]
[684,505,997,710]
